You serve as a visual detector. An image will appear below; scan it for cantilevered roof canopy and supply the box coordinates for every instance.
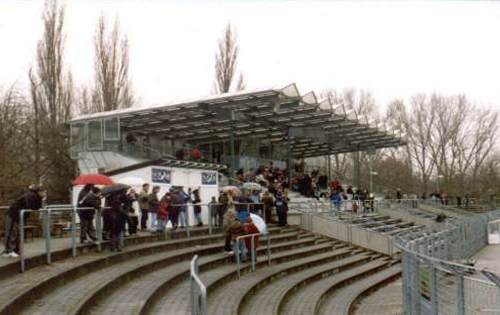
[71,83,406,158]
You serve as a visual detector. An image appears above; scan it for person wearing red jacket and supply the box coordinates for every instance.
[191,147,201,160]
[243,218,260,258]
[157,192,173,233]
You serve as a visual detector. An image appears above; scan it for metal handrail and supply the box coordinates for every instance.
[166,202,265,237]
[234,232,271,278]
[190,255,207,315]
[18,206,101,272]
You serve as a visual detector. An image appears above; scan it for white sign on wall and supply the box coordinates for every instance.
[201,172,217,186]
[152,168,171,184]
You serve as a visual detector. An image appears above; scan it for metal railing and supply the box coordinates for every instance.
[12,201,268,273]
[396,209,500,314]
[18,205,103,272]
[1,206,8,243]
[234,232,271,278]
[166,202,264,237]
[190,255,207,315]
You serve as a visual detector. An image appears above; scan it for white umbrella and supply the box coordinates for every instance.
[221,185,241,196]
[250,213,267,234]
[242,182,262,191]
[118,176,146,187]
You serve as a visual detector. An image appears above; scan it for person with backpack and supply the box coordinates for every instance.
[77,184,100,244]
[106,191,128,252]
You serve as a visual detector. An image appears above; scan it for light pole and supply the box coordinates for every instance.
[437,174,444,193]
[370,171,378,193]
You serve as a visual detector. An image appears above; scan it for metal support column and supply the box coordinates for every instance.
[353,150,360,188]
[230,110,236,177]
[287,128,292,181]
[327,153,331,185]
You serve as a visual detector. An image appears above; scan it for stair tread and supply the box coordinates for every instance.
[149,242,344,314]
[68,234,320,315]
[239,252,372,315]
[206,245,350,315]
[280,259,393,315]
[0,233,227,311]
[317,264,402,315]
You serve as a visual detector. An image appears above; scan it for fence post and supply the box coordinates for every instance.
[71,206,77,257]
[186,204,190,238]
[236,239,241,278]
[208,205,212,235]
[19,210,26,272]
[457,274,465,315]
[401,250,411,314]
[267,233,271,266]
[251,236,255,272]
[430,266,439,315]
[96,208,102,252]
[45,208,51,265]
[410,252,421,314]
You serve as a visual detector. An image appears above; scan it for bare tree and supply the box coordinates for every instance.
[0,86,32,201]
[321,88,381,188]
[28,0,75,198]
[214,23,245,93]
[91,15,133,112]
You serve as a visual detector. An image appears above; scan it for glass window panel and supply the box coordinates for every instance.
[87,119,103,150]
[104,117,120,140]
[70,122,85,158]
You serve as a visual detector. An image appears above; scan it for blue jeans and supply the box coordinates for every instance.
[178,209,188,227]
[233,239,248,261]
[150,212,157,230]
[156,218,166,232]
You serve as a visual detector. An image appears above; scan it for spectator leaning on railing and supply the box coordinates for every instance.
[2,185,45,258]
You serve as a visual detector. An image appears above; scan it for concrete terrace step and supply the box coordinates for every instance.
[0,225,287,277]
[88,238,345,315]
[279,259,393,315]
[0,226,225,277]
[144,241,345,315]
[82,235,327,315]
[205,245,353,315]
[5,230,300,315]
[353,279,404,315]
[0,232,226,315]
[238,252,376,315]
[317,264,402,315]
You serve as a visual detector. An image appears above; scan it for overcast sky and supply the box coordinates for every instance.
[1,0,500,111]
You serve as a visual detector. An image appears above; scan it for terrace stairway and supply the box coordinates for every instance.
[0,225,400,315]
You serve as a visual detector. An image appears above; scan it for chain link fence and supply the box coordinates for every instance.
[396,209,500,315]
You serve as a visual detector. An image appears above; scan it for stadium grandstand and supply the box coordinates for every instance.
[1,84,499,315]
